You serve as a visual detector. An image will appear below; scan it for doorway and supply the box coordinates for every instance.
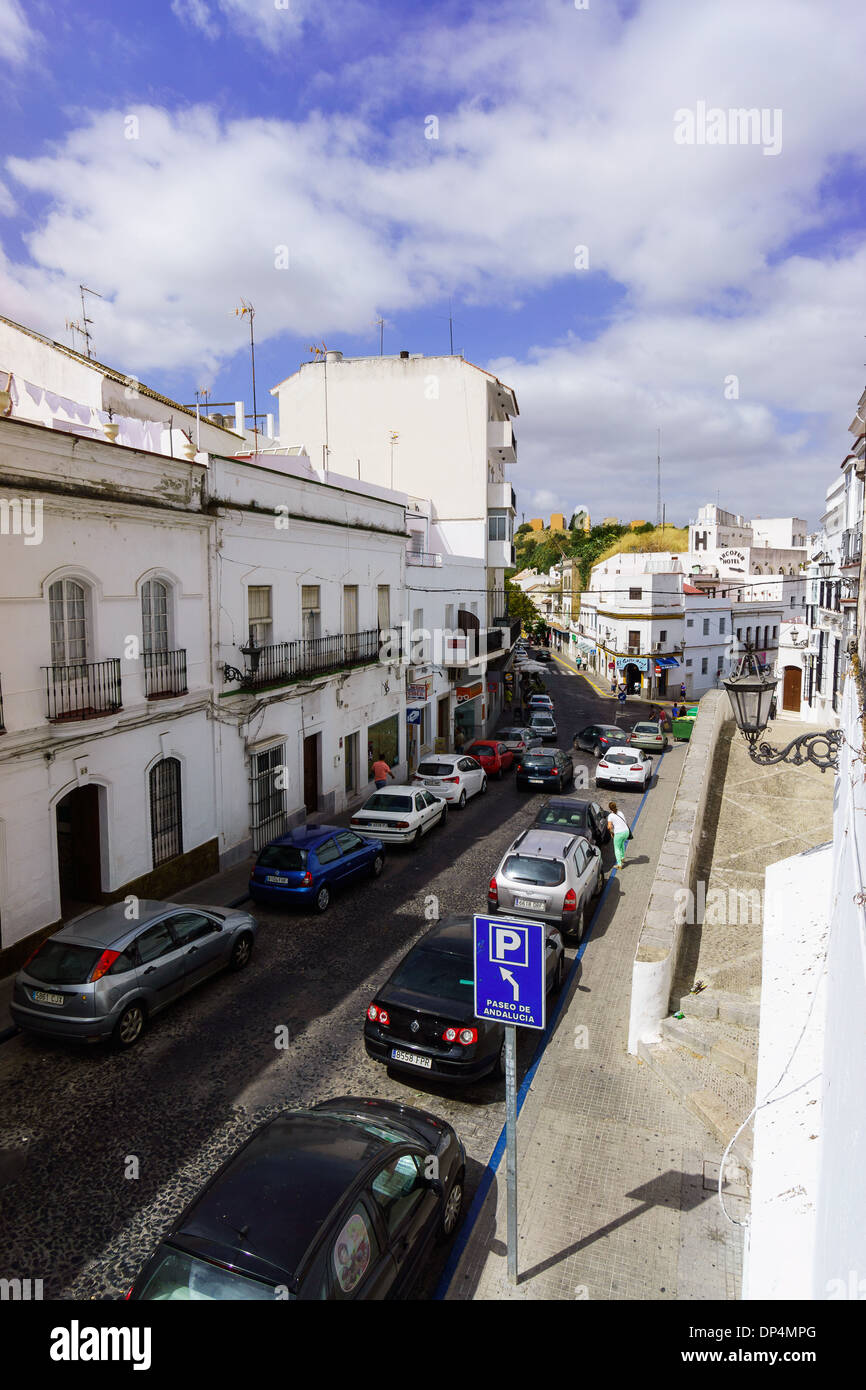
[624,662,641,694]
[782,665,802,712]
[56,785,102,916]
[344,731,359,796]
[303,733,320,812]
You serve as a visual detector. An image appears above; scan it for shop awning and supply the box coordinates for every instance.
[655,656,680,668]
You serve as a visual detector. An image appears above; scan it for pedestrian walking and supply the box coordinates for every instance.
[607,801,631,869]
[371,752,394,789]
[454,726,466,753]
[680,681,686,700]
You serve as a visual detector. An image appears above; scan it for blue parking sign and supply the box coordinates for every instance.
[473,916,546,1030]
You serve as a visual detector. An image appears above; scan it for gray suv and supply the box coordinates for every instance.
[10,900,257,1047]
[487,828,604,940]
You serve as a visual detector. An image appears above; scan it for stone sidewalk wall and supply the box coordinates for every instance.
[627,689,731,1053]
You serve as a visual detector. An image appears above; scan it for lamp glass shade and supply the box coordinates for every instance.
[723,671,778,735]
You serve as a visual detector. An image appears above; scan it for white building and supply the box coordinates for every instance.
[686,503,807,608]
[578,552,686,698]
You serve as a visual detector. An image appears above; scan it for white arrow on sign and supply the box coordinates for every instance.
[499,967,519,1001]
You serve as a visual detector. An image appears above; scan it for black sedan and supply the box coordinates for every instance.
[533,796,611,847]
[515,747,574,792]
[129,1098,465,1301]
[365,916,565,1084]
[573,723,626,758]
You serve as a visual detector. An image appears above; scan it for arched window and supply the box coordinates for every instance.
[49,579,88,664]
[142,579,170,653]
[150,758,183,866]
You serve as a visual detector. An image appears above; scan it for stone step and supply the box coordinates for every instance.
[669,985,760,1028]
[661,1014,758,1084]
[637,1037,754,1172]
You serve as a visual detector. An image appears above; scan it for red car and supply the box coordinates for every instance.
[464,741,515,779]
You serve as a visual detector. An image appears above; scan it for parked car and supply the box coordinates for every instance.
[533,796,611,846]
[364,916,565,1083]
[515,747,574,792]
[249,825,384,913]
[595,746,653,790]
[488,828,604,939]
[532,648,553,663]
[10,901,257,1047]
[528,694,555,713]
[129,1097,466,1300]
[464,740,514,778]
[628,721,669,752]
[412,754,487,807]
[573,723,626,758]
[528,711,557,742]
[350,786,446,847]
[497,725,544,754]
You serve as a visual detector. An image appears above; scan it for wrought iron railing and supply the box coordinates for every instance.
[224,628,384,691]
[144,648,188,699]
[44,658,122,722]
[406,549,442,567]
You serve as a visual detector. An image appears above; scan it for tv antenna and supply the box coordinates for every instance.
[656,427,662,528]
[75,284,102,359]
[233,299,258,453]
[372,317,385,356]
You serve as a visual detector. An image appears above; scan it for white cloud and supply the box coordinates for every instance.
[170,0,221,42]
[0,0,39,65]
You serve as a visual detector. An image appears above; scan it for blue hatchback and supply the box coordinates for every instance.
[249,826,385,914]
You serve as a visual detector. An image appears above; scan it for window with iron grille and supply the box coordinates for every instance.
[248,586,272,645]
[150,758,183,866]
[142,579,169,653]
[49,579,88,664]
[250,742,287,851]
[629,587,642,600]
[377,584,391,632]
[302,584,320,639]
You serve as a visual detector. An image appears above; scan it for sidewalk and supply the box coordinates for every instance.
[550,648,682,710]
[442,743,746,1301]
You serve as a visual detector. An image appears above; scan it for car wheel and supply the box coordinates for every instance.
[437,1166,465,1242]
[314,884,330,913]
[496,765,503,780]
[492,1032,507,1079]
[229,931,253,971]
[437,804,447,827]
[458,789,467,809]
[370,852,385,877]
[554,953,566,992]
[411,826,423,848]
[594,866,605,898]
[480,776,488,795]
[594,745,603,759]
[113,1001,145,1048]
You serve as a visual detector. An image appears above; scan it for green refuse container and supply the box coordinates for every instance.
[672,716,695,741]
[686,704,699,718]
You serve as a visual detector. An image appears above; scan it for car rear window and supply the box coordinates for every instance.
[257,845,306,871]
[389,949,473,1004]
[467,745,495,756]
[417,762,454,776]
[604,751,639,765]
[137,1248,275,1301]
[537,805,587,828]
[364,794,413,812]
[503,856,565,886]
[599,728,622,738]
[530,715,554,725]
[633,724,657,734]
[521,756,555,769]
[25,941,103,985]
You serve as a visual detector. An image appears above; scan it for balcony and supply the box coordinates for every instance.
[487,420,516,462]
[44,658,122,722]
[841,526,863,569]
[487,536,515,568]
[223,629,385,691]
[486,481,516,511]
[406,548,442,567]
[144,649,188,699]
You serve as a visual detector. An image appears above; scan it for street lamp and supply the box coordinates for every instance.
[722,642,842,772]
[223,630,264,688]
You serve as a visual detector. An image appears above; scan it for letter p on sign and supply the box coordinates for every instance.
[492,925,528,967]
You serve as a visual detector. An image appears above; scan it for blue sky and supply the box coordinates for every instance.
[2,0,865,527]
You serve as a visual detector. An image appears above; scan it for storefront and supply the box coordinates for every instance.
[455,681,483,744]
[405,677,432,774]
[616,654,649,694]
[653,655,680,697]
[367,714,400,780]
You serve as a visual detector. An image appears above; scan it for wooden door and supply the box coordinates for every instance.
[782,665,802,712]
[303,734,319,812]
[56,785,102,908]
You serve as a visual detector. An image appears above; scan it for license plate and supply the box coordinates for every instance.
[391,1048,432,1069]
[515,898,544,910]
[424,778,440,786]
[265,874,288,884]
[528,778,545,784]
[370,822,390,829]
[32,990,64,1006]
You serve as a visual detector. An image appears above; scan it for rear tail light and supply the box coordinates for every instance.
[367,1004,390,1025]
[444,776,460,784]
[488,877,498,904]
[563,889,577,912]
[394,821,410,829]
[89,949,121,983]
[599,761,609,768]
[443,1026,478,1045]
[301,871,313,886]
[631,765,643,771]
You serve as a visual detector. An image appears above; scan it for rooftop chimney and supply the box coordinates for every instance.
[399,350,409,359]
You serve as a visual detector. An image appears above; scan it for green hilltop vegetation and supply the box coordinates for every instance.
[510,520,689,596]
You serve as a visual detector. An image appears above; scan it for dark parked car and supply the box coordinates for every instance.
[533,797,611,846]
[249,825,384,913]
[573,723,626,758]
[10,901,257,1047]
[515,747,574,791]
[129,1097,465,1300]
[365,916,565,1083]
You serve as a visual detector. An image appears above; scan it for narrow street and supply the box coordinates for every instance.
[0,663,679,1300]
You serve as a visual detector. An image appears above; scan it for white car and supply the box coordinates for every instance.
[412,753,487,808]
[528,711,557,742]
[528,694,555,713]
[350,786,447,846]
[595,745,652,790]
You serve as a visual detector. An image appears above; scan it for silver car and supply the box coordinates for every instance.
[10,900,257,1047]
[487,827,604,941]
[529,711,557,742]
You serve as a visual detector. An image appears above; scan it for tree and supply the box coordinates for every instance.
[504,579,539,628]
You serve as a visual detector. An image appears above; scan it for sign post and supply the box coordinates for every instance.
[474,915,547,1285]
